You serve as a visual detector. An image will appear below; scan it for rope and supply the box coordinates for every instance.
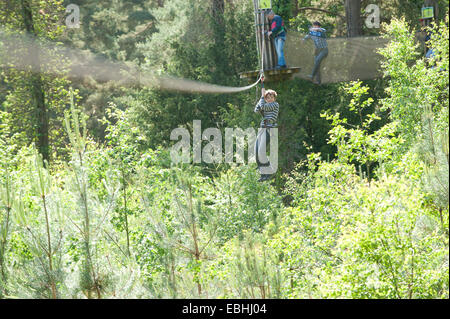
[145,8,266,96]
[1,27,265,95]
[260,11,265,74]
[258,10,266,91]
[153,73,263,94]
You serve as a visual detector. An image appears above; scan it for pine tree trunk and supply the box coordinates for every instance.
[42,193,57,299]
[345,0,362,37]
[0,168,11,298]
[211,0,224,27]
[122,168,131,256]
[0,207,11,297]
[21,0,49,163]
[211,0,226,79]
[188,184,202,296]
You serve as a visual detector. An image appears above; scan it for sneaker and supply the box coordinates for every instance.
[307,74,313,80]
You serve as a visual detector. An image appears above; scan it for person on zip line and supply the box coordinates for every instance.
[267,10,287,70]
[303,21,328,85]
[254,79,279,182]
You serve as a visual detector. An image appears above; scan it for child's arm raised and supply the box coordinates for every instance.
[255,90,266,114]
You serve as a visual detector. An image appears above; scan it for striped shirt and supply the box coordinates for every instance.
[304,27,328,49]
[254,97,279,128]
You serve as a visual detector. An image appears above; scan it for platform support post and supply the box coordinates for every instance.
[253,0,277,71]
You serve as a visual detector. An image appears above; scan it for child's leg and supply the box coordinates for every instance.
[275,37,287,67]
[256,128,272,175]
[312,48,328,82]
[311,53,321,78]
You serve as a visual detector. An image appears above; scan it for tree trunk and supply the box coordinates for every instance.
[188,184,202,296]
[21,0,49,163]
[345,0,362,37]
[211,0,227,80]
[211,0,224,23]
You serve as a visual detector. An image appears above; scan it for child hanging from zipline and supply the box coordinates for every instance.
[254,81,279,182]
[303,21,328,85]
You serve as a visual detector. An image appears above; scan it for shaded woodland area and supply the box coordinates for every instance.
[0,0,448,299]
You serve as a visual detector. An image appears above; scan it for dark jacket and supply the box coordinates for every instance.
[270,15,286,38]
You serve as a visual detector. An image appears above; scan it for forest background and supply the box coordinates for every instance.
[0,0,448,299]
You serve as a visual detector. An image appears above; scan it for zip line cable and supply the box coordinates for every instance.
[0,28,263,95]
[1,26,393,91]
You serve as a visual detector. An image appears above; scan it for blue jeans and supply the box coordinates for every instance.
[426,48,435,59]
[274,36,286,67]
[311,48,328,83]
[255,128,272,175]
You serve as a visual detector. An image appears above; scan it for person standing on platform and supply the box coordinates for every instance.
[267,10,287,70]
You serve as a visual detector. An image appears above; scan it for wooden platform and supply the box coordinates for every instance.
[239,67,301,82]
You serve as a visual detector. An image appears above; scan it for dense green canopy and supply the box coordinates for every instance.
[0,0,448,299]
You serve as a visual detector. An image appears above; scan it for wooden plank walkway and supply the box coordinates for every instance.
[239,67,301,82]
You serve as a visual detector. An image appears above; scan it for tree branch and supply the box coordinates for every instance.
[297,7,345,19]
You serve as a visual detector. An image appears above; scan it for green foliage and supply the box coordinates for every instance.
[207,165,283,243]
[322,81,401,179]
[0,0,72,161]
[379,17,449,146]
[65,98,106,298]
[215,231,285,299]
[378,16,449,210]
[123,0,258,150]
[136,163,223,298]
[274,158,448,298]
[272,0,295,22]
[0,1,448,300]
[65,0,158,62]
